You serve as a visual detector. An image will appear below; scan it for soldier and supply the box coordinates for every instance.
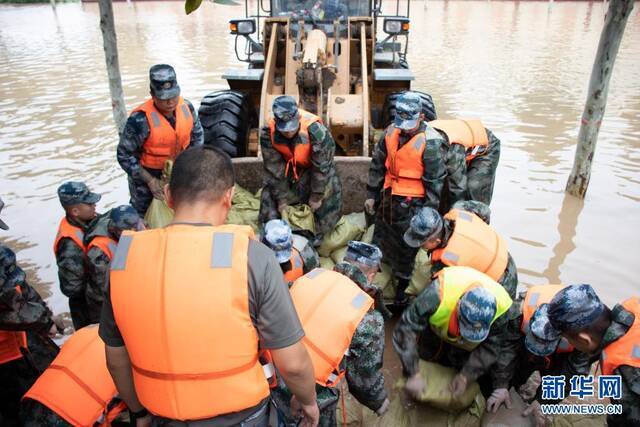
[21,326,128,427]
[365,92,447,307]
[100,146,319,426]
[485,285,591,425]
[262,219,320,286]
[272,241,389,426]
[117,64,204,216]
[404,205,518,297]
[538,285,640,427]
[1,243,59,426]
[429,119,501,205]
[259,96,342,246]
[84,205,143,323]
[393,266,512,400]
[451,199,491,224]
[54,181,101,330]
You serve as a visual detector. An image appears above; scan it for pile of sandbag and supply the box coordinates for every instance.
[225,186,261,233]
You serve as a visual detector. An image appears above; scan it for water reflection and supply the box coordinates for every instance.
[543,193,584,284]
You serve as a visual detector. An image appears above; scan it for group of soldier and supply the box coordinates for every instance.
[0,63,637,427]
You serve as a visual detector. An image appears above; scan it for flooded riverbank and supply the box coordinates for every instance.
[0,0,638,313]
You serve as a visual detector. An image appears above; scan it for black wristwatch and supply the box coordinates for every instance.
[130,407,149,422]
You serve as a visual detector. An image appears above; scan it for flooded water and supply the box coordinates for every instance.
[0,0,639,316]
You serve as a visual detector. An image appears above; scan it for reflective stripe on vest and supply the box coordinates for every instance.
[429,119,488,162]
[88,236,118,261]
[431,209,509,281]
[133,97,194,170]
[429,266,512,351]
[520,284,575,354]
[284,248,305,283]
[110,224,269,420]
[383,126,426,198]
[290,268,373,387]
[0,285,27,364]
[601,297,640,376]
[54,217,86,254]
[23,326,127,426]
[268,110,322,181]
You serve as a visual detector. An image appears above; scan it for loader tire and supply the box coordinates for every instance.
[381,90,437,128]
[198,90,257,157]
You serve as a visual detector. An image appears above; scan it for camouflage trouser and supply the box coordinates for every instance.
[127,168,162,216]
[68,295,92,331]
[372,192,424,280]
[259,174,342,245]
[1,333,58,426]
[467,130,500,205]
[273,384,339,427]
[498,254,518,299]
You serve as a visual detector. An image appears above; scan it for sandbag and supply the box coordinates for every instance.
[144,160,175,229]
[373,263,397,303]
[282,204,316,235]
[319,257,335,270]
[397,361,484,413]
[226,185,260,233]
[318,213,367,257]
[361,224,375,244]
[481,388,533,427]
[331,246,348,264]
[406,249,432,296]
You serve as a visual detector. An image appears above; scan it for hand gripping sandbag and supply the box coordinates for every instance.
[144,160,174,229]
[281,204,316,235]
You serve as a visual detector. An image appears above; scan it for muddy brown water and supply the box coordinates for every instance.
[0,0,639,411]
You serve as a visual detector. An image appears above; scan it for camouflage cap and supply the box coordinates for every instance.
[57,182,101,207]
[272,96,300,133]
[109,205,144,231]
[0,197,8,230]
[263,219,293,263]
[458,287,497,343]
[547,284,605,334]
[149,64,181,100]
[525,303,560,357]
[452,200,491,224]
[344,241,383,270]
[394,91,422,131]
[403,207,444,248]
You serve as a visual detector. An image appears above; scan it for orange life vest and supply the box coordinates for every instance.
[0,286,27,365]
[290,268,373,387]
[133,97,194,170]
[23,326,127,426]
[87,236,118,261]
[383,126,427,198]
[601,297,640,376]
[283,248,304,283]
[521,285,574,354]
[431,209,509,281]
[54,217,86,255]
[429,119,488,162]
[110,224,270,421]
[268,109,322,181]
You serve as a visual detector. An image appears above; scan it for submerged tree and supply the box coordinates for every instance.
[566,0,635,198]
[98,0,127,135]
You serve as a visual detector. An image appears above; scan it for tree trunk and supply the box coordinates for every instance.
[565,0,634,198]
[98,0,127,135]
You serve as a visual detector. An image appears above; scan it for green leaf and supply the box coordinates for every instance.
[185,0,204,15]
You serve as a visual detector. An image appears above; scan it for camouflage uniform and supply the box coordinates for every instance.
[430,218,518,298]
[85,206,142,322]
[433,127,468,213]
[491,297,591,403]
[259,99,342,245]
[56,215,94,330]
[543,285,640,425]
[116,65,204,216]
[393,277,508,385]
[0,245,59,426]
[367,121,447,281]
[272,263,387,426]
[466,128,500,205]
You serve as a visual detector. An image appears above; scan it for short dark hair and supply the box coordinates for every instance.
[169,146,235,206]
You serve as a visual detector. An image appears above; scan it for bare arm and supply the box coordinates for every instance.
[105,345,145,412]
[271,341,317,406]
